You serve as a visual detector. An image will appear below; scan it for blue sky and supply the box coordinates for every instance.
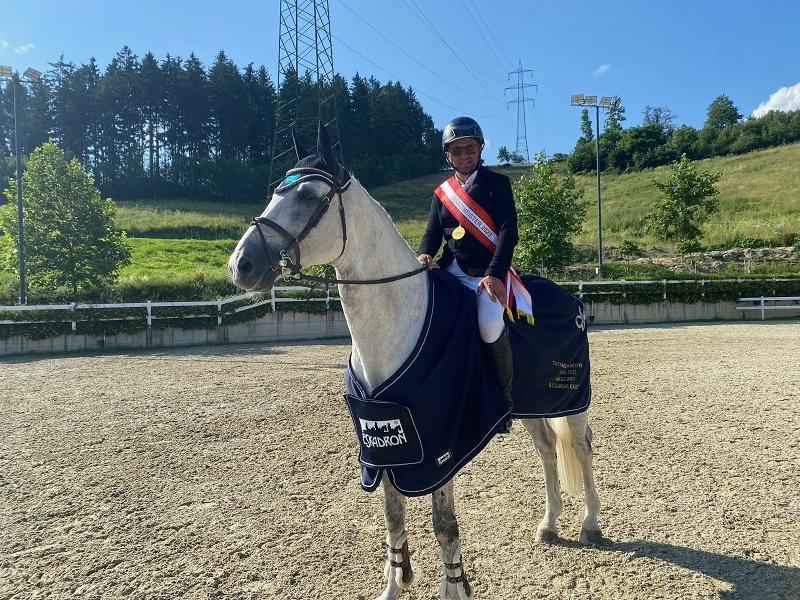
[3,0,800,158]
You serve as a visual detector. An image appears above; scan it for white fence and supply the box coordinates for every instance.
[1,278,798,331]
[736,296,800,320]
[0,286,340,331]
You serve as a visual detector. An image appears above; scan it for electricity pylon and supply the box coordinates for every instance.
[270,0,343,190]
[504,60,537,162]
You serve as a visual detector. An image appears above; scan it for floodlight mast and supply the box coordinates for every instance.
[0,65,42,304]
[569,93,620,279]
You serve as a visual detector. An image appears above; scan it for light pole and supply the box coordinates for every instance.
[570,94,620,279]
[1,65,41,305]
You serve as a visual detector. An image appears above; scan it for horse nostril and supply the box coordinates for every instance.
[237,256,254,275]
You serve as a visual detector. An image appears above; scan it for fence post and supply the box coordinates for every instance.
[622,280,627,301]
[217,300,222,326]
[146,300,152,329]
[271,288,276,312]
[578,281,584,300]
[760,296,765,321]
[70,302,77,332]
[701,279,705,299]
[662,279,667,301]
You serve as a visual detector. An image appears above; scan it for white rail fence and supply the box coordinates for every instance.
[0,286,340,331]
[1,278,798,331]
[736,296,800,320]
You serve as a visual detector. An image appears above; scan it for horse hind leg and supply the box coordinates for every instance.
[564,412,602,544]
[375,478,414,600]
[522,418,563,543]
[432,481,474,600]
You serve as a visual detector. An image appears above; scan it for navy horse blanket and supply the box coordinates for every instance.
[344,269,590,497]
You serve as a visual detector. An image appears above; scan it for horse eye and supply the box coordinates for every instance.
[301,189,316,200]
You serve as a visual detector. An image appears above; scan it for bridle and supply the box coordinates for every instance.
[250,166,428,286]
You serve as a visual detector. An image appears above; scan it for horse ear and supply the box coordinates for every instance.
[316,121,336,172]
[292,130,308,161]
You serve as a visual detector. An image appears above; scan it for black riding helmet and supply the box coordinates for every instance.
[442,116,484,151]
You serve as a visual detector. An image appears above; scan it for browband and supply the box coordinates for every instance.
[275,167,352,193]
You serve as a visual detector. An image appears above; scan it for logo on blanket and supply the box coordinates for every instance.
[575,305,587,331]
[359,418,408,449]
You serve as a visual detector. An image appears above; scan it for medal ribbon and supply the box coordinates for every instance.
[434,176,534,324]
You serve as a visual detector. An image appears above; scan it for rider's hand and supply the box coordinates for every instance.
[477,275,507,306]
[418,254,434,269]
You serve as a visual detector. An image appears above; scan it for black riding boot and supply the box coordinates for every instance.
[485,327,513,433]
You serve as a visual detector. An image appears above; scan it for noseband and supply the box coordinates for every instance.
[251,167,348,277]
[250,167,427,286]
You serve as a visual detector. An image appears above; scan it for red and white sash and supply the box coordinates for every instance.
[434,176,534,324]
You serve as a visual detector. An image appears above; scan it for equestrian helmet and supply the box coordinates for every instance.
[442,117,484,151]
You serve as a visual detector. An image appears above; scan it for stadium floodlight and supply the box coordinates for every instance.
[23,67,42,81]
[0,65,12,77]
[569,92,620,279]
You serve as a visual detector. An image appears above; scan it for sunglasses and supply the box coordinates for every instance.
[447,144,479,157]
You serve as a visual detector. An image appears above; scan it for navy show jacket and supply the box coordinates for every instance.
[418,166,519,280]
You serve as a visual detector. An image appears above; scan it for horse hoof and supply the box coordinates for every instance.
[579,528,604,545]
[535,527,559,544]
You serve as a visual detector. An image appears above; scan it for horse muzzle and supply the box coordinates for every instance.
[229,248,279,292]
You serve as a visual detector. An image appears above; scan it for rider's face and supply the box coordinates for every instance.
[446,139,481,176]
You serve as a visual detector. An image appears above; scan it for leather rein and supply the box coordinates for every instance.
[250,167,428,286]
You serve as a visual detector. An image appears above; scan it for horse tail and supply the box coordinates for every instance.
[548,417,583,494]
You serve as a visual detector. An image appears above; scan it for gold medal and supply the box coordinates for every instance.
[452,225,466,240]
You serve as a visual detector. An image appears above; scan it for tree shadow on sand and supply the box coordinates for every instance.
[575,538,799,599]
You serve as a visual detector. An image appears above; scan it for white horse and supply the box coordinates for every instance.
[228,126,601,599]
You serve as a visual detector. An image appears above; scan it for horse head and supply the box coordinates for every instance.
[229,123,351,291]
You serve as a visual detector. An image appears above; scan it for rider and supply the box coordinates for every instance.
[418,117,518,431]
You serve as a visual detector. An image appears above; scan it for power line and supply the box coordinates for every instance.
[334,35,504,118]
[400,0,506,106]
[466,0,514,70]
[461,0,513,73]
[336,0,492,100]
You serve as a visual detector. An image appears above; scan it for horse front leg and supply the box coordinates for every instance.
[566,412,602,544]
[522,418,563,543]
[432,480,474,600]
[375,478,414,600]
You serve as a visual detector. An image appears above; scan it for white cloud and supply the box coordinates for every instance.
[752,82,800,117]
[13,43,34,55]
[593,63,611,76]
[0,40,8,53]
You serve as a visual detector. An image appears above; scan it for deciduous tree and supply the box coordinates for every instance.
[645,153,721,244]
[0,141,131,295]
[513,153,585,273]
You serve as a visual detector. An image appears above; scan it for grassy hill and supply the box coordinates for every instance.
[3,142,795,288]
[116,142,800,255]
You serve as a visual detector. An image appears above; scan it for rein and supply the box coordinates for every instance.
[250,167,428,287]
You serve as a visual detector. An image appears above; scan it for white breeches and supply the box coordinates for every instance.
[445,259,505,343]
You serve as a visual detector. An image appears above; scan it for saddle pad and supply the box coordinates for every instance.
[345,269,510,497]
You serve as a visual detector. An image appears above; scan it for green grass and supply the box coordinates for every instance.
[113,144,800,252]
[120,237,236,278]
[570,143,800,248]
[115,199,263,239]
